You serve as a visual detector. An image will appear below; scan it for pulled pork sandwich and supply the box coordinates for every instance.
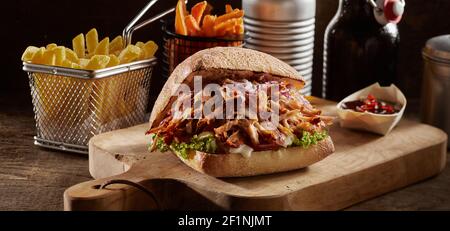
[147,47,334,177]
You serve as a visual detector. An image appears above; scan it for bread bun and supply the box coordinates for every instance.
[149,47,334,177]
[149,47,303,128]
[180,136,334,177]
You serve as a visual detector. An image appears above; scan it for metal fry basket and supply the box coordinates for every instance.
[22,0,173,154]
[23,60,156,154]
[162,21,246,78]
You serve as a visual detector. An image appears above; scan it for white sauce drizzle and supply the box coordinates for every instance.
[229,144,254,158]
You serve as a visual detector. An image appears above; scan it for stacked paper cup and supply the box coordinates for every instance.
[243,0,316,95]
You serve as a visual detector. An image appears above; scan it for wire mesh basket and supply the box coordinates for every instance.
[23,59,157,154]
[21,0,176,154]
[162,20,246,78]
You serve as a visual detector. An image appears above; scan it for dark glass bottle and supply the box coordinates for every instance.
[323,0,400,101]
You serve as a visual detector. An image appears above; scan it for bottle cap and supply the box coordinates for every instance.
[383,0,404,23]
[372,0,405,25]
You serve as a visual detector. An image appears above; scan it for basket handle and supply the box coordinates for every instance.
[123,0,189,46]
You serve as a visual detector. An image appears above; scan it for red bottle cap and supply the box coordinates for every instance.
[383,0,404,24]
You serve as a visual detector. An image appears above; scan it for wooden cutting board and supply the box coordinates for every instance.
[64,98,448,211]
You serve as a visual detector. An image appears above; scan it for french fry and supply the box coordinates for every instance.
[21,46,40,61]
[191,1,207,24]
[85,55,110,70]
[30,47,46,64]
[227,18,244,36]
[86,28,99,55]
[46,43,57,50]
[24,28,158,69]
[42,49,56,65]
[107,54,120,67]
[72,33,85,58]
[113,50,121,57]
[185,15,201,36]
[175,0,188,36]
[201,15,217,37]
[215,9,244,26]
[79,58,90,69]
[109,35,123,54]
[225,4,233,13]
[136,41,145,49]
[141,41,158,59]
[61,59,73,68]
[118,45,141,64]
[172,0,243,37]
[204,3,213,16]
[70,63,81,69]
[234,23,244,35]
[136,42,145,59]
[237,19,245,34]
[71,62,81,69]
[95,37,110,55]
[52,46,66,66]
[214,18,240,37]
[65,48,80,63]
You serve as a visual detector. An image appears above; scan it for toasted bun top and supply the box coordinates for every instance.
[149,47,304,128]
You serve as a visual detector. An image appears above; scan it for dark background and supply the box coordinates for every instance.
[1,0,450,110]
[0,0,449,211]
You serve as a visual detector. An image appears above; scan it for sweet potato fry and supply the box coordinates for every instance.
[215,9,244,26]
[239,21,245,34]
[185,15,201,36]
[225,4,233,13]
[204,3,213,16]
[201,15,217,37]
[191,1,207,24]
[214,18,240,37]
[228,18,244,36]
[173,0,244,37]
[175,0,188,36]
[235,22,245,35]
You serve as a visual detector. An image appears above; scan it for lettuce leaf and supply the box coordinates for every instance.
[150,130,327,159]
[292,131,328,148]
[149,133,217,159]
[148,134,169,152]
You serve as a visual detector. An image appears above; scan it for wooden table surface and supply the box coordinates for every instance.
[1,98,449,211]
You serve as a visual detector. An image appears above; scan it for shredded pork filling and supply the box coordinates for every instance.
[147,75,332,154]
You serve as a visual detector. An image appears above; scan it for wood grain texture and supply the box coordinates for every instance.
[0,99,92,211]
[1,98,450,211]
[64,98,448,211]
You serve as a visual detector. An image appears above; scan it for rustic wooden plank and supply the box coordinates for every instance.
[0,101,91,211]
[0,99,449,211]
[64,99,448,211]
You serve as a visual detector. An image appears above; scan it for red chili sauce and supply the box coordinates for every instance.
[342,94,400,115]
